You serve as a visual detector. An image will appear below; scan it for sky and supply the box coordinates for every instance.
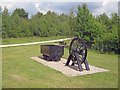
[0,0,119,17]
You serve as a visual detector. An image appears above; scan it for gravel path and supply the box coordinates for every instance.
[0,38,71,48]
[31,56,109,77]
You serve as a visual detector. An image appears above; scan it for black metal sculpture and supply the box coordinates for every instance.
[65,37,90,71]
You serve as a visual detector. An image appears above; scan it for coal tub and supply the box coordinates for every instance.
[41,44,64,61]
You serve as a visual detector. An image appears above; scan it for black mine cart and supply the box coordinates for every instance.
[41,45,64,61]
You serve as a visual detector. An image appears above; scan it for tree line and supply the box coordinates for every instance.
[1,4,119,53]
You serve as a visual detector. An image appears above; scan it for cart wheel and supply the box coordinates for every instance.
[69,37,87,64]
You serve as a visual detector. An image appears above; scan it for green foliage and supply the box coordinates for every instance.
[76,4,99,44]
[68,8,77,36]
[1,5,119,53]
[93,13,119,53]
[12,8,28,19]
[1,8,73,38]
[75,4,119,53]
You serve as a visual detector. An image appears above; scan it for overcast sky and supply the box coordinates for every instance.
[0,0,119,17]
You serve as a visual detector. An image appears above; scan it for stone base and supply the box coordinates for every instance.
[31,56,109,77]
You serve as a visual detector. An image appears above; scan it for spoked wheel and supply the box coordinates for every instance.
[69,37,87,64]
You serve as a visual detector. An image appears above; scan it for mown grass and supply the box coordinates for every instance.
[0,40,2,89]
[2,36,68,45]
[2,37,118,88]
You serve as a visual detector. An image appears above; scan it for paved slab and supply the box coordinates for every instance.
[31,56,109,77]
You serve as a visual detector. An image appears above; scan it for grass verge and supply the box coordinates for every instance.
[2,37,118,88]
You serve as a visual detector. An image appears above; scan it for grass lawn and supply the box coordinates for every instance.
[2,36,68,45]
[2,37,118,88]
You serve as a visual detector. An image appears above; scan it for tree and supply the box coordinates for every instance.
[68,8,77,36]
[0,6,2,13]
[93,13,119,53]
[12,8,28,19]
[76,4,98,45]
[111,13,119,24]
[2,7,10,38]
[31,12,43,19]
[2,7,9,16]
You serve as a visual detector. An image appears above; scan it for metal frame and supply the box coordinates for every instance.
[65,37,90,71]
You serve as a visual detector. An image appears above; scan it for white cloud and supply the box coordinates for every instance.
[34,2,64,15]
[34,2,52,14]
[92,0,118,16]
[0,2,15,11]
[0,1,119,17]
[2,0,119,2]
